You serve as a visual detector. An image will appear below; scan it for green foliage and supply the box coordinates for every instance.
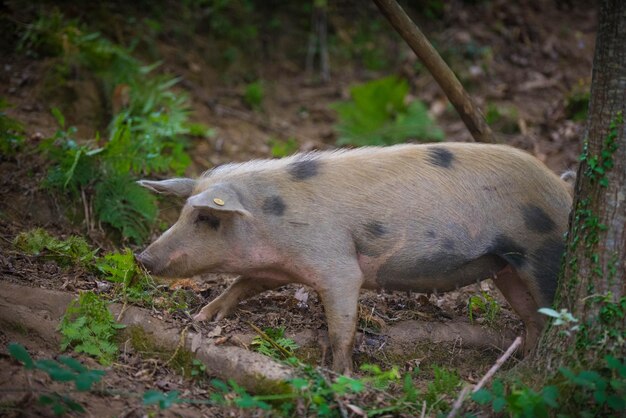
[269,137,299,157]
[14,228,97,268]
[0,98,25,157]
[17,9,68,58]
[472,356,626,417]
[331,76,443,146]
[244,80,264,109]
[191,359,207,378]
[208,362,421,417]
[472,379,559,418]
[185,121,216,138]
[93,174,157,243]
[468,291,500,326]
[560,356,626,413]
[251,326,299,360]
[485,102,520,134]
[538,307,580,336]
[143,389,185,410]
[330,17,391,71]
[59,291,125,365]
[581,112,622,188]
[424,366,461,412]
[97,248,163,306]
[20,12,204,243]
[8,342,105,415]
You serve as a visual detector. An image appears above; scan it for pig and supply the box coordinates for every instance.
[136,142,573,373]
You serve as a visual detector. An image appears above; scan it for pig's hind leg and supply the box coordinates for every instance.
[492,265,546,355]
[193,276,284,321]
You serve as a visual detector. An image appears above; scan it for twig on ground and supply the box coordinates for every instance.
[247,321,293,359]
[473,336,522,393]
[165,325,189,366]
[446,336,522,418]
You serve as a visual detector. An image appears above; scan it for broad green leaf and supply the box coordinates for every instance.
[58,356,86,373]
[8,343,34,369]
[471,388,493,404]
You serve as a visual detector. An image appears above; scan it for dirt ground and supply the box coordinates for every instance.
[0,0,597,416]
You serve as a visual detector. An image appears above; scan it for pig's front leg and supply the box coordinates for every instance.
[193,276,283,321]
[317,274,363,374]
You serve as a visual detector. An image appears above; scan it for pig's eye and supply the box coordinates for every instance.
[196,213,220,230]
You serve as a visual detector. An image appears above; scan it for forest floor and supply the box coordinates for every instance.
[0,1,597,416]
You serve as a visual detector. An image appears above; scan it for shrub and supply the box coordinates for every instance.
[331,75,443,146]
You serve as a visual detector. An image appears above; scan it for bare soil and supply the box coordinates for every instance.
[0,1,596,416]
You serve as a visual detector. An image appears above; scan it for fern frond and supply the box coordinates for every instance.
[94,174,157,244]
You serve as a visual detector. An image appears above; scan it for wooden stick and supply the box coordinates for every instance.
[446,336,522,418]
[373,0,495,143]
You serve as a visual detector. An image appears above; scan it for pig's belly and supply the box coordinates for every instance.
[359,254,507,293]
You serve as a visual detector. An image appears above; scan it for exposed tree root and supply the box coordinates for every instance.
[1,282,517,395]
[0,282,294,394]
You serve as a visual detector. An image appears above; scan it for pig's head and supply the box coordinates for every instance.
[135,178,252,277]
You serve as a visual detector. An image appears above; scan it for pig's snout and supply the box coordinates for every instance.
[135,251,156,273]
[135,248,190,277]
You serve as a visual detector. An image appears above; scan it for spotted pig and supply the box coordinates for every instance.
[136,143,573,373]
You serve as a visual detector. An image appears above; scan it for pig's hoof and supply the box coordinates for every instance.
[193,301,231,322]
[192,312,209,322]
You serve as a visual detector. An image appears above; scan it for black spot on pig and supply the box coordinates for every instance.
[522,204,556,233]
[354,221,389,257]
[262,195,287,216]
[364,220,387,238]
[427,147,455,168]
[376,250,505,293]
[531,237,565,304]
[489,235,527,269]
[442,237,455,251]
[426,230,436,238]
[288,158,320,181]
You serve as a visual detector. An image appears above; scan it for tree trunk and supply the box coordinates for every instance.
[534,0,626,371]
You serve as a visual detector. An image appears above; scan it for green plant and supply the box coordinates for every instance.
[8,342,105,415]
[251,326,299,360]
[16,9,69,58]
[331,75,444,146]
[190,359,207,378]
[14,228,97,268]
[424,366,461,413]
[539,307,580,336]
[468,291,501,325]
[96,247,163,306]
[560,355,626,413]
[244,80,264,109]
[93,173,158,243]
[269,137,299,157]
[485,102,519,134]
[143,389,186,410]
[472,379,559,417]
[471,355,626,417]
[0,98,25,157]
[59,291,125,365]
[208,362,421,417]
[21,13,202,243]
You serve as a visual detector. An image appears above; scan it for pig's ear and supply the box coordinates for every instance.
[188,185,252,217]
[137,178,196,198]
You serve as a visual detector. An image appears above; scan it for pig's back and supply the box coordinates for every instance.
[204,143,571,298]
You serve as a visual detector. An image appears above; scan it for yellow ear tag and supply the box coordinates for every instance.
[213,198,225,206]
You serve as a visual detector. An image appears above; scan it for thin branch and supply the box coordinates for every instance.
[247,322,293,359]
[473,336,522,393]
[446,336,522,418]
[373,0,494,143]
